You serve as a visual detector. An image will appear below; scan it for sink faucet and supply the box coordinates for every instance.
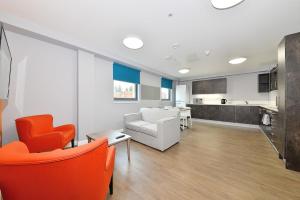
[245,101,249,104]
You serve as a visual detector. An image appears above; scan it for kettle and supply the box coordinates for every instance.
[221,99,227,104]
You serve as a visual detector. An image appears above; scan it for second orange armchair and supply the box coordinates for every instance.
[15,114,75,153]
[0,137,115,200]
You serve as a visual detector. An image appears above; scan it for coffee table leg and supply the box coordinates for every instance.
[127,139,131,162]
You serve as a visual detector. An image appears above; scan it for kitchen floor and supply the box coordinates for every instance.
[108,121,300,200]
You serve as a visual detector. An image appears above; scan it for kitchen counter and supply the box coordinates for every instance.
[187,103,278,112]
[259,105,278,112]
[187,103,260,125]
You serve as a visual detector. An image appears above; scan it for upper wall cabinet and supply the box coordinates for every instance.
[258,73,270,93]
[192,78,227,94]
[270,67,278,91]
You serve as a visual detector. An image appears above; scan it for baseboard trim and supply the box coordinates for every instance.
[258,126,280,153]
[192,118,260,129]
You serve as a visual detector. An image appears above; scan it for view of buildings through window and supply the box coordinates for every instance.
[114,80,137,99]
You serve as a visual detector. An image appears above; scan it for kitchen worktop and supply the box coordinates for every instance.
[259,105,278,112]
[187,103,278,112]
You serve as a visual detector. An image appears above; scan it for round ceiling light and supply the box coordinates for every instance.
[178,68,190,74]
[123,36,144,50]
[229,57,247,64]
[211,0,245,9]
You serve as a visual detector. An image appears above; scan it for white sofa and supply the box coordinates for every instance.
[124,108,180,151]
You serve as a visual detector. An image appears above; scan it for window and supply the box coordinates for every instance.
[113,62,140,101]
[113,80,138,100]
[161,88,171,100]
[161,77,173,101]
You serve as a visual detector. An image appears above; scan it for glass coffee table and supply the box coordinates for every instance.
[86,130,131,162]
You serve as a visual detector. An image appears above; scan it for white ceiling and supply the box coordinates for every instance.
[0,0,300,79]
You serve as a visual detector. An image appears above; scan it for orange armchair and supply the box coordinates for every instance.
[0,137,116,200]
[15,114,75,153]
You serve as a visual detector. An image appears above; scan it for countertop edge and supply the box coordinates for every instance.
[186,104,278,112]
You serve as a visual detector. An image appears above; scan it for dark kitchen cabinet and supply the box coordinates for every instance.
[235,106,259,125]
[192,81,206,95]
[258,73,270,93]
[235,106,250,124]
[189,105,200,118]
[206,105,221,120]
[270,111,283,157]
[192,78,227,94]
[189,104,207,119]
[219,106,236,122]
[187,104,259,125]
[198,105,208,119]
[270,67,278,91]
[212,79,227,94]
[259,108,282,158]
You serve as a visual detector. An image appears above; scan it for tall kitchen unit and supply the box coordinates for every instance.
[278,32,300,171]
[176,84,187,107]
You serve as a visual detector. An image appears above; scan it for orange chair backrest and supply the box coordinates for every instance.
[15,114,54,141]
[0,138,109,200]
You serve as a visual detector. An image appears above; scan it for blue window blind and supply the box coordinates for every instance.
[161,78,173,89]
[113,62,140,84]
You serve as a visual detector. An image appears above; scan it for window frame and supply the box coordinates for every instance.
[113,80,139,101]
[161,88,171,101]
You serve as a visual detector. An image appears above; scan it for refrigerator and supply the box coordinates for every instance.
[176,84,187,107]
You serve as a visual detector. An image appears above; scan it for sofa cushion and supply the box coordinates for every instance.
[125,120,158,137]
[126,120,151,132]
[139,124,158,137]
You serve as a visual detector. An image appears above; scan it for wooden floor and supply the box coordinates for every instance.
[108,122,300,200]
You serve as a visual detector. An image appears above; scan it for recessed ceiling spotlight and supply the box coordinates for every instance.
[229,57,247,64]
[123,36,144,50]
[178,68,190,74]
[211,0,245,9]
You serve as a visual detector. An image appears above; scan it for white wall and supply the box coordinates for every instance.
[2,31,77,144]
[181,72,270,105]
[226,73,269,102]
[91,57,173,140]
[77,50,95,141]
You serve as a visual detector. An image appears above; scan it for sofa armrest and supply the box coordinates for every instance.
[124,113,142,124]
[157,117,180,132]
[157,116,181,151]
